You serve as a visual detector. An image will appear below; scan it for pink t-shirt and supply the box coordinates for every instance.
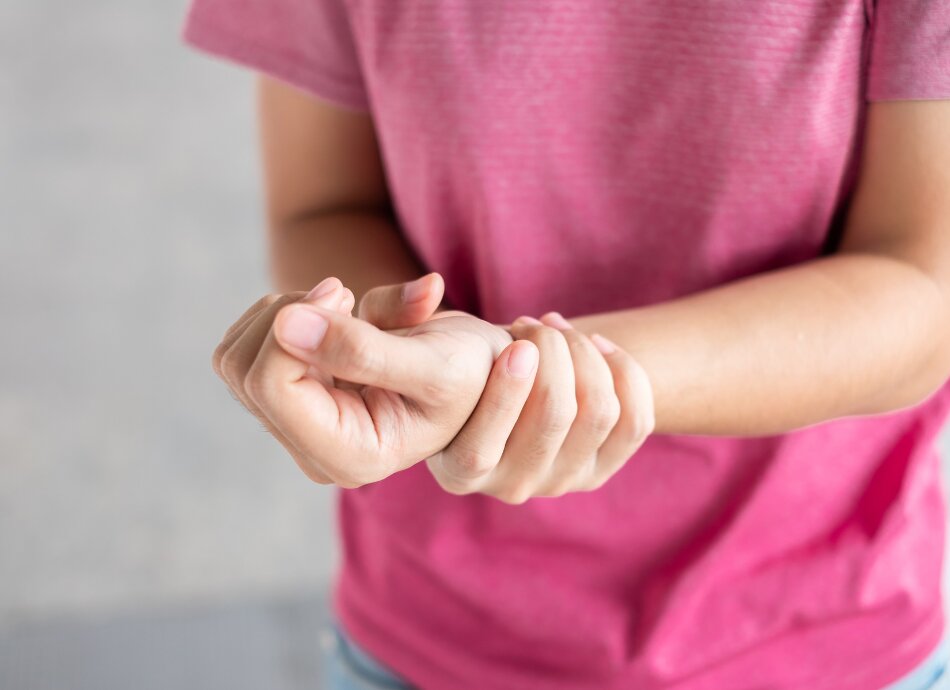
[182,1,950,687]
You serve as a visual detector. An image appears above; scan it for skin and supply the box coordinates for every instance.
[213,75,950,504]
[214,277,525,488]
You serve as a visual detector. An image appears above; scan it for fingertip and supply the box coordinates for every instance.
[540,311,573,330]
[402,273,435,304]
[509,316,538,338]
[513,315,543,327]
[506,340,539,379]
[304,276,342,301]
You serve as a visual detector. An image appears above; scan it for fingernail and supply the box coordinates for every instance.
[279,307,328,350]
[541,312,572,330]
[591,333,616,355]
[306,277,338,300]
[514,315,542,326]
[402,275,430,303]
[507,342,538,378]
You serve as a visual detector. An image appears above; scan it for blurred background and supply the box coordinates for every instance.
[1,2,949,689]
[1,1,338,688]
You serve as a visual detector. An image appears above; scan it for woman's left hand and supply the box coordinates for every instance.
[424,312,655,503]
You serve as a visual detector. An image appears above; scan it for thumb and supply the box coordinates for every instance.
[273,300,445,401]
[357,272,445,330]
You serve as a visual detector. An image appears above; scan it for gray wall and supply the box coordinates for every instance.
[1,2,337,687]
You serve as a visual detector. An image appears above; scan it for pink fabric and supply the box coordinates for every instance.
[182,1,950,687]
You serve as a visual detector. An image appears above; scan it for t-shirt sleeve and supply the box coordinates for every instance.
[180,0,370,112]
[866,0,950,101]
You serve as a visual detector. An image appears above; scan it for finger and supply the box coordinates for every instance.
[357,272,445,329]
[272,301,462,401]
[220,287,347,389]
[426,339,539,494]
[219,289,348,483]
[222,286,346,434]
[223,293,284,341]
[533,312,620,496]
[585,334,655,491]
[214,294,286,378]
[214,279,350,485]
[479,318,576,504]
[213,278,348,379]
[245,325,397,487]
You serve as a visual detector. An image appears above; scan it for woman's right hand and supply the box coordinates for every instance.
[211,275,535,487]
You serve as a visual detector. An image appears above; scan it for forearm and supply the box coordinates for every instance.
[571,252,950,436]
[268,209,432,305]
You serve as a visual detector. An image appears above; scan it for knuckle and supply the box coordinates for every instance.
[578,389,621,434]
[618,406,655,449]
[563,330,589,353]
[433,473,476,496]
[494,485,533,505]
[426,456,477,495]
[534,392,577,438]
[533,324,567,349]
[616,411,643,448]
[444,447,496,481]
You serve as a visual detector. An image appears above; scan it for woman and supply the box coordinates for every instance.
[184,0,950,687]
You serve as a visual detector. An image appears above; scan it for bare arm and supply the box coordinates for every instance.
[569,100,950,436]
[257,75,429,304]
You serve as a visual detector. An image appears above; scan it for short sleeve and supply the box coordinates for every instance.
[181,0,370,112]
[866,0,950,101]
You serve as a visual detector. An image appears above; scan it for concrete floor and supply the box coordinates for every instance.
[1,1,949,689]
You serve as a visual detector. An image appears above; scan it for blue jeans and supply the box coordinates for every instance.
[320,620,414,689]
[320,618,950,690]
